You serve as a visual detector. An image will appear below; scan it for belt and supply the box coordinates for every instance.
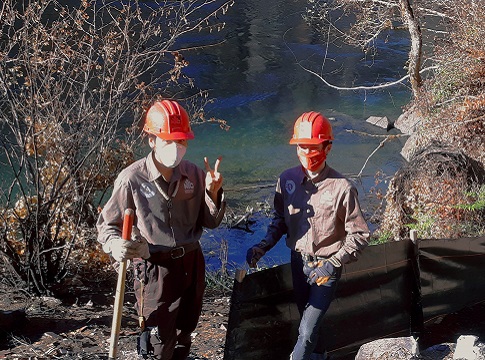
[149,242,200,262]
[301,253,329,262]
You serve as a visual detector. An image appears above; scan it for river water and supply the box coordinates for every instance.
[166,0,413,269]
[4,0,412,269]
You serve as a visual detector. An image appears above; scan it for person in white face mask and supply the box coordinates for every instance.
[246,111,370,360]
[97,99,226,360]
[152,138,187,169]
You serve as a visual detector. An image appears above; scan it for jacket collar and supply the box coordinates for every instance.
[300,163,330,184]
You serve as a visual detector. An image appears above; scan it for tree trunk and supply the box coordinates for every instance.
[400,0,423,98]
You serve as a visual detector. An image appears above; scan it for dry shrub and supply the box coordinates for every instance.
[409,0,485,166]
[378,143,485,240]
[376,0,485,241]
[0,0,233,295]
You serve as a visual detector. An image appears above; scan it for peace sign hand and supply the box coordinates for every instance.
[205,156,223,199]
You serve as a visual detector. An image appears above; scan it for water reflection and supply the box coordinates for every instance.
[177,0,413,266]
[108,0,411,266]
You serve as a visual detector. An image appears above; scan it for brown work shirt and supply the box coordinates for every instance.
[264,164,370,264]
[97,152,226,253]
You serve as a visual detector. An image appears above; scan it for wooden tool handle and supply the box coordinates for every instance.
[108,208,134,360]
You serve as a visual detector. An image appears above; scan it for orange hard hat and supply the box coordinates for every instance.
[143,100,194,140]
[289,111,333,145]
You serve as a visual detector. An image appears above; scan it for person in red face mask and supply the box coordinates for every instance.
[246,111,370,360]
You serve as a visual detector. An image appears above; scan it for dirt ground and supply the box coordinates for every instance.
[0,282,230,360]
[1,278,485,360]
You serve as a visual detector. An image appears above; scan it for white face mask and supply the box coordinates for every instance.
[154,141,187,168]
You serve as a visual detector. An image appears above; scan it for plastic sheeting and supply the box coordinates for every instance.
[223,236,485,360]
[224,240,417,359]
[420,237,485,319]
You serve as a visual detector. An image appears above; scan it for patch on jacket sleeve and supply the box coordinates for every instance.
[285,179,296,195]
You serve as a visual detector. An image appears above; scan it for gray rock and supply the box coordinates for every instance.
[356,336,485,360]
[394,107,423,134]
[453,335,482,360]
[366,116,390,129]
[355,336,418,360]
[400,133,418,161]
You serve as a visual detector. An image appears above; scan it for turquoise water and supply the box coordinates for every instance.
[173,0,412,268]
[1,0,413,269]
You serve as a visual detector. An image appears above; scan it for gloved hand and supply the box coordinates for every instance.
[307,256,341,286]
[102,226,150,262]
[246,240,270,268]
[303,261,314,277]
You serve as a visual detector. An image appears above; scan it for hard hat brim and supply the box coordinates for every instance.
[148,130,195,140]
[289,138,325,145]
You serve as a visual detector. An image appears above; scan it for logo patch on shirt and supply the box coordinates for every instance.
[285,180,296,195]
[319,191,333,205]
[140,182,156,199]
[184,179,194,194]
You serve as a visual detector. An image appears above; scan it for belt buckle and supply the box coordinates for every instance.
[301,253,313,262]
[170,246,185,259]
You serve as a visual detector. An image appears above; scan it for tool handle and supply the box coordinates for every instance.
[121,208,134,240]
[108,208,134,360]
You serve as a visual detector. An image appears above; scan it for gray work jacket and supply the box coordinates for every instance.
[97,152,226,253]
[264,164,370,264]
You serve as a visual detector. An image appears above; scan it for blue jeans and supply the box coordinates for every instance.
[290,251,341,360]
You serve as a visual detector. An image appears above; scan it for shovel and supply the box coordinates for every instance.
[108,208,134,360]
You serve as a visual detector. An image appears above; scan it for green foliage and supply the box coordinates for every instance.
[405,211,436,240]
[368,231,393,245]
[451,185,485,237]
[455,185,485,212]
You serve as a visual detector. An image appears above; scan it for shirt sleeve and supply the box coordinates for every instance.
[263,177,288,250]
[334,186,370,264]
[96,176,135,246]
[202,188,226,229]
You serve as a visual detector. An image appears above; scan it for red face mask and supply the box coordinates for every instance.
[297,147,326,172]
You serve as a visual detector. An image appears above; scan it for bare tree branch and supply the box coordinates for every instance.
[301,0,451,97]
[0,0,233,295]
[357,136,391,178]
[296,59,437,91]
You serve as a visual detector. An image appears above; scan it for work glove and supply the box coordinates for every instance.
[246,240,270,268]
[102,226,150,262]
[303,261,314,277]
[307,256,341,286]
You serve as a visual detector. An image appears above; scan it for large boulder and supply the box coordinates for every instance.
[394,106,424,135]
[355,336,418,359]
[356,335,485,360]
[395,103,485,167]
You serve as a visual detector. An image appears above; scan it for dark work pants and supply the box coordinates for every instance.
[290,250,341,360]
[134,247,205,360]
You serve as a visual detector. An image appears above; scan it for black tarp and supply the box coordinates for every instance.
[420,237,485,319]
[224,240,416,359]
[224,264,298,359]
[223,236,485,360]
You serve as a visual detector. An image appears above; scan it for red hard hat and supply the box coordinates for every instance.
[143,100,194,140]
[289,111,333,145]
